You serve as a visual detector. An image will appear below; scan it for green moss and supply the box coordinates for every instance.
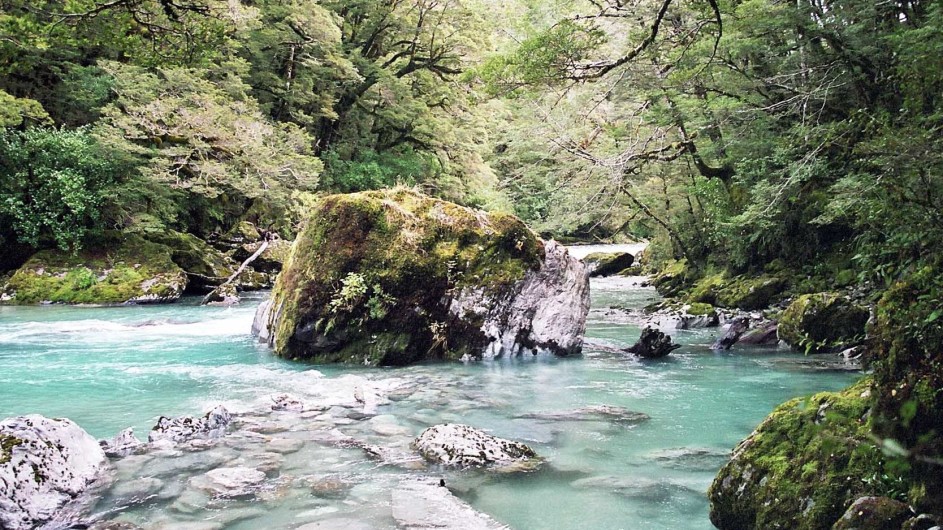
[867,264,943,512]
[3,232,187,304]
[687,272,727,305]
[650,259,692,297]
[686,302,717,316]
[0,434,23,465]
[148,231,233,281]
[778,292,869,353]
[709,378,891,530]
[268,188,545,365]
[714,274,787,310]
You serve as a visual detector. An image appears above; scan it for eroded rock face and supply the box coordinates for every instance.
[253,189,589,365]
[0,415,107,530]
[413,424,538,468]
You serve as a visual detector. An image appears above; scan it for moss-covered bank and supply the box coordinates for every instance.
[1,233,187,304]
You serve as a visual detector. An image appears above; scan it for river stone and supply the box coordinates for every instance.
[193,467,266,498]
[392,479,509,529]
[100,427,146,458]
[738,321,779,345]
[414,424,537,468]
[712,316,750,350]
[108,477,165,504]
[271,393,305,412]
[297,518,374,530]
[149,405,232,444]
[0,415,107,530]
[253,189,589,365]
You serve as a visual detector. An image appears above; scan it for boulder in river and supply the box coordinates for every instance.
[414,424,538,468]
[625,327,681,358]
[253,189,589,365]
[738,321,779,345]
[832,496,912,530]
[708,379,880,529]
[778,292,869,353]
[148,405,232,444]
[1,233,187,305]
[0,415,107,530]
[583,252,635,277]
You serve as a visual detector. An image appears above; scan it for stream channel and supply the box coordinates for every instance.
[0,244,861,529]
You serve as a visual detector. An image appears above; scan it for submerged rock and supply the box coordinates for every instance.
[1,233,187,305]
[253,189,589,365]
[625,327,681,358]
[0,415,107,530]
[149,405,232,444]
[414,424,538,468]
[778,292,869,353]
[392,479,509,529]
[191,467,266,498]
[514,405,650,424]
[583,252,635,277]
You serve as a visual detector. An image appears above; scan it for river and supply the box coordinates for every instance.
[0,247,860,529]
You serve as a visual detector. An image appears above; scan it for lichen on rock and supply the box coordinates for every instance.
[0,415,107,530]
[2,232,187,305]
[413,423,538,469]
[254,188,589,365]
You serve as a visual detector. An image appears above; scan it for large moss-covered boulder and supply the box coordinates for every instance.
[708,379,886,530]
[778,292,869,353]
[1,233,187,304]
[253,189,590,365]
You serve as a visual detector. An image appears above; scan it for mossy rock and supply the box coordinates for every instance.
[226,221,262,243]
[714,274,787,310]
[868,264,943,512]
[147,231,235,291]
[2,233,187,305]
[650,259,692,297]
[778,293,869,353]
[832,496,912,530]
[687,272,727,305]
[583,252,635,277]
[709,378,887,530]
[259,189,587,366]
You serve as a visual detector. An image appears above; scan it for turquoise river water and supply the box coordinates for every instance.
[0,246,861,530]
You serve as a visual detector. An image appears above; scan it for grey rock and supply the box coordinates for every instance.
[713,316,751,350]
[0,415,107,530]
[414,424,538,468]
[149,405,232,444]
[100,427,145,458]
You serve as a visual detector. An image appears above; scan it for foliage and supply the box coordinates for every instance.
[95,61,322,236]
[0,127,130,250]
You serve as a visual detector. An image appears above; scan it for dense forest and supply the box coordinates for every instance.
[1,0,942,528]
